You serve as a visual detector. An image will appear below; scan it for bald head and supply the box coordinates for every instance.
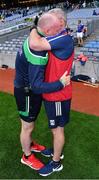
[48,8,67,29]
[37,13,61,36]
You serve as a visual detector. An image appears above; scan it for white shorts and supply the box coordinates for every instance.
[77,32,83,38]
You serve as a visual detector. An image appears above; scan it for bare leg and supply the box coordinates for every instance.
[51,127,65,161]
[80,37,83,46]
[20,119,34,156]
[78,37,81,46]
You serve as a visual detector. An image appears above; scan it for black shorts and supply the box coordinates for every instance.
[14,87,42,122]
[44,99,71,129]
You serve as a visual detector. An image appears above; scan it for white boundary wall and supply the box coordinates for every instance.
[0,53,16,69]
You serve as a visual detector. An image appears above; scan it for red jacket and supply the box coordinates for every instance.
[43,51,74,101]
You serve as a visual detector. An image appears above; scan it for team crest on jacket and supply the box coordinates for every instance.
[50,120,55,126]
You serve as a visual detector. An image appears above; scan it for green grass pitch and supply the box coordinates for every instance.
[0,92,99,179]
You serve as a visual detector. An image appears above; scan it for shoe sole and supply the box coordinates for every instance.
[21,159,40,170]
[39,164,63,176]
[31,148,46,153]
[31,149,41,152]
[41,153,51,157]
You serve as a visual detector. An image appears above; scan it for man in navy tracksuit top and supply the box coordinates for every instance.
[14,12,70,171]
[29,8,74,176]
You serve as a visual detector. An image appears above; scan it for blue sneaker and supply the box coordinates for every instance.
[41,148,64,159]
[38,160,63,176]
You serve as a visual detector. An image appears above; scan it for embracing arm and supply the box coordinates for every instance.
[29,29,51,51]
[28,64,70,94]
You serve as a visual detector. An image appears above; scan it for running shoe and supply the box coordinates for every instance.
[38,160,63,176]
[21,153,44,170]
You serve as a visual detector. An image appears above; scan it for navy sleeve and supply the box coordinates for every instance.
[28,64,63,94]
[48,35,74,60]
[48,35,74,50]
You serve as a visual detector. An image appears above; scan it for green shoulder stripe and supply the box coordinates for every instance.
[23,38,48,65]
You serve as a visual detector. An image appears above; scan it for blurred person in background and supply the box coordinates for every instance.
[77,19,85,47]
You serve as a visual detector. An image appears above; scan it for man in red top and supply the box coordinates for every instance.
[29,8,74,176]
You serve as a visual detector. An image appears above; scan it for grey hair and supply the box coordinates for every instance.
[48,8,67,24]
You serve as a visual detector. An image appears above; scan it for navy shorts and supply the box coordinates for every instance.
[14,87,42,122]
[44,99,71,128]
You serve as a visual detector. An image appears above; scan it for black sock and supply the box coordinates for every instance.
[30,142,34,147]
[24,153,32,159]
[52,160,60,164]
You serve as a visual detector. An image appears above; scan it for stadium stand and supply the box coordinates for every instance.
[73,29,99,81]
[0,33,29,68]
[0,34,28,54]
[0,8,99,80]
[0,7,39,31]
[67,8,99,82]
